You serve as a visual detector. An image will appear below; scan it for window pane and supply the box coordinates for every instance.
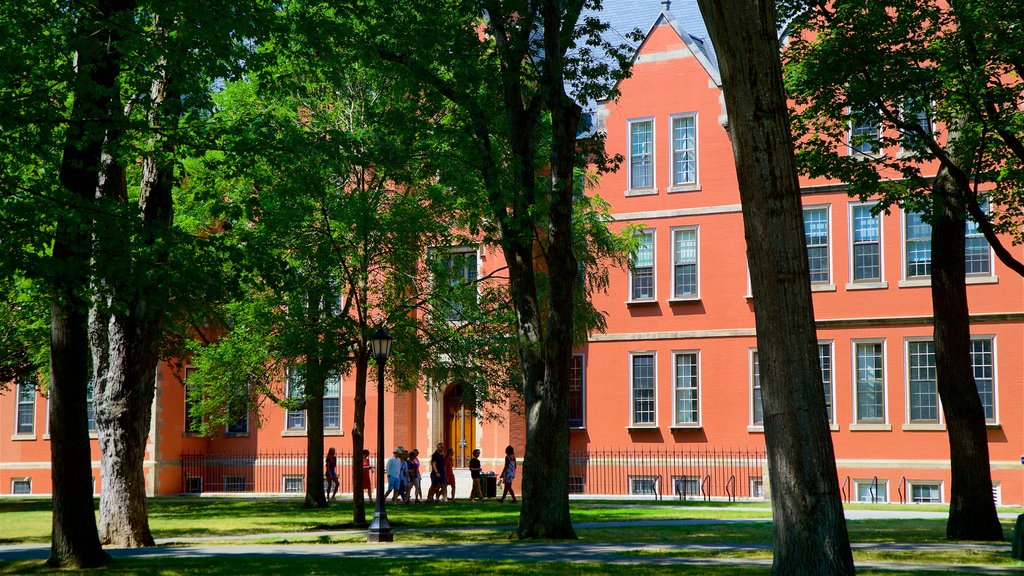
[324,374,341,429]
[908,341,938,422]
[852,206,880,281]
[16,378,35,434]
[672,116,696,185]
[86,382,96,433]
[631,231,654,300]
[819,344,833,422]
[804,208,829,283]
[965,207,990,275]
[287,368,306,430]
[971,339,994,421]
[630,121,653,189]
[184,367,201,434]
[674,353,698,425]
[569,355,584,428]
[751,352,763,425]
[850,112,879,154]
[673,229,697,297]
[631,355,655,425]
[905,211,931,278]
[856,343,884,422]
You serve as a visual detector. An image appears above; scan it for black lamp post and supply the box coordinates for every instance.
[367,328,393,543]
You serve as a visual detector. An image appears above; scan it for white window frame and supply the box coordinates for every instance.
[848,111,881,156]
[898,99,933,156]
[819,340,836,426]
[803,205,832,287]
[965,202,993,277]
[11,477,31,495]
[14,376,35,436]
[669,113,698,190]
[568,354,586,429]
[749,348,763,430]
[671,475,702,498]
[285,366,307,433]
[902,208,931,280]
[749,476,764,499]
[848,202,885,287]
[627,117,656,193]
[323,373,343,434]
[851,339,888,427]
[629,229,657,302]
[971,335,998,424]
[628,475,659,496]
[628,351,658,427]
[282,474,304,494]
[904,338,940,425]
[908,480,943,504]
[671,350,700,427]
[854,478,889,503]
[669,226,699,301]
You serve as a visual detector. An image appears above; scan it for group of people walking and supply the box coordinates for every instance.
[329,443,518,504]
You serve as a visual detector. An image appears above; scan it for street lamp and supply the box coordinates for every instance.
[367,328,393,543]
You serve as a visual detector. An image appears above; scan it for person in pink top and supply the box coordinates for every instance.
[498,445,517,503]
[407,449,423,503]
[444,448,456,501]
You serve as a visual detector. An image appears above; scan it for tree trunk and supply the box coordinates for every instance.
[931,168,1003,541]
[93,16,174,546]
[303,355,328,509]
[350,348,369,526]
[696,0,855,573]
[515,0,579,539]
[47,0,137,566]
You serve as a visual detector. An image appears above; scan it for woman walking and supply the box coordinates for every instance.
[325,447,339,502]
[444,447,456,501]
[498,445,517,503]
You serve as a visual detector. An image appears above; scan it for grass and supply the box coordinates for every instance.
[1,497,1020,575]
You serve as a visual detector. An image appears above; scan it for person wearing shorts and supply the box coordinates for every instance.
[427,443,445,502]
[383,447,405,502]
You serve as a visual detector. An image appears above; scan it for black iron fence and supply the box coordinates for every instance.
[568,447,766,500]
[180,447,764,499]
[180,451,361,495]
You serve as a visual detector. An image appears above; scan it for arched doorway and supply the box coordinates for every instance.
[443,383,477,468]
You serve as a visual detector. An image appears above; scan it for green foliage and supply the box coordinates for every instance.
[784,0,1024,237]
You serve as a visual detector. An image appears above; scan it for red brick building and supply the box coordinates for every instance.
[3,0,1021,504]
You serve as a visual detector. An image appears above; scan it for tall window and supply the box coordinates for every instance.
[851,204,881,282]
[905,211,931,278]
[971,338,995,422]
[671,115,696,186]
[855,342,885,423]
[673,352,699,426]
[286,367,306,431]
[183,367,201,435]
[671,227,698,298]
[630,353,656,426]
[629,119,654,189]
[819,343,833,423]
[86,381,96,433]
[630,230,655,301]
[849,112,880,155]
[804,207,830,284]
[568,355,585,428]
[751,351,763,426]
[324,374,341,431]
[226,389,249,435]
[900,98,932,153]
[907,341,938,423]
[441,249,478,321]
[965,205,991,275]
[15,376,35,434]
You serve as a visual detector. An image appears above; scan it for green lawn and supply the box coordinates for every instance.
[1,497,1019,575]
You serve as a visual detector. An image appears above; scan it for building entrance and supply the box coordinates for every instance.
[443,383,476,468]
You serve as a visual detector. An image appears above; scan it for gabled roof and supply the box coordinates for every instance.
[587,0,721,107]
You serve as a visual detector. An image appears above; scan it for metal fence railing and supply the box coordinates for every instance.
[180,451,361,495]
[180,447,765,500]
[568,447,766,501]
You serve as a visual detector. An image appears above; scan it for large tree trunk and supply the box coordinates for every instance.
[696,0,855,573]
[47,0,137,566]
[303,354,328,509]
[931,169,1003,541]
[515,0,580,540]
[350,348,369,526]
[94,16,174,546]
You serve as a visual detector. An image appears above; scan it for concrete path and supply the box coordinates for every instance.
[1,512,1019,573]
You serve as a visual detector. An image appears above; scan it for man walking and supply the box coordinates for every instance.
[427,443,445,502]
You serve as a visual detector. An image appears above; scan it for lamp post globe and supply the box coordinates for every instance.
[367,328,394,543]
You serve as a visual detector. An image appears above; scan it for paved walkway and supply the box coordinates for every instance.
[1,514,1019,573]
